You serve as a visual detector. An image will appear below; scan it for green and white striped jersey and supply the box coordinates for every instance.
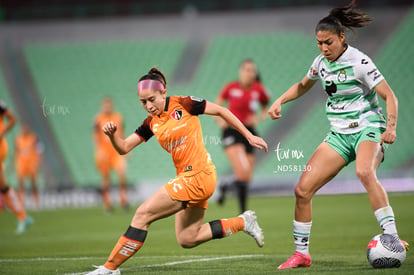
[307,45,386,134]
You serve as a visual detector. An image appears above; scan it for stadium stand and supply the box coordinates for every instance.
[374,7,414,173]
[0,67,19,181]
[0,67,46,189]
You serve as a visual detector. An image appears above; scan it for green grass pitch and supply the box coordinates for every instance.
[0,193,413,274]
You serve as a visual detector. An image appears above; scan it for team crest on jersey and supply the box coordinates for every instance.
[171,109,183,120]
[337,69,347,82]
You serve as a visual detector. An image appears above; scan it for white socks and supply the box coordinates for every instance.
[293,220,312,255]
[374,206,398,235]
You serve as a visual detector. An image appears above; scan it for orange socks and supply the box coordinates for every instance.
[104,226,147,270]
[1,186,27,221]
[209,217,244,239]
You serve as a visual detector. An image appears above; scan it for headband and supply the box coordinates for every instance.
[137,79,165,94]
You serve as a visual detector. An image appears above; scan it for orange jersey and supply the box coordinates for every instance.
[15,133,39,160]
[135,96,213,175]
[94,112,123,154]
[15,133,40,178]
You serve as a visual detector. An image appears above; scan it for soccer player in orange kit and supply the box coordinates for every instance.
[15,123,42,209]
[94,97,128,211]
[86,67,268,275]
[0,100,33,234]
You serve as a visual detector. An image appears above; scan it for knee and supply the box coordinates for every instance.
[131,206,151,228]
[294,184,313,202]
[356,167,376,183]
[176,235,197,249]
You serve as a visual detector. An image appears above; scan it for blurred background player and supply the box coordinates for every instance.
[0,100,33,234]
[94,97,128,212]
[215,59,270,213]
[15,123,43,209]
[268,1,408,269]
[86,67,267,275]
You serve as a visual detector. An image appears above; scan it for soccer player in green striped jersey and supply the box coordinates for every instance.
[268,0,408,269]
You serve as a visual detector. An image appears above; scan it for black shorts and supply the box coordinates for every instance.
[222,126,257,154]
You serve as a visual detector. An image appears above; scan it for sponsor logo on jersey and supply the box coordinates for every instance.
[229,88,243,98]
[190,96,203,102]
[367,68,382,82]
[337,69,347,82]
[349,122,359,128]
[324,80,337,97]
[163,136,188,152]
[172,123,187,131]
[309,67,318,76]
[171,109,183,120]
[152,123,159,133]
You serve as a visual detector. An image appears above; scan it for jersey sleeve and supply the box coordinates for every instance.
[354,55,385,89]
[306,55,322,81]
[219,83,231,100]
[179,96,207,115]
[0,100,7,114]
[134,116,154,141]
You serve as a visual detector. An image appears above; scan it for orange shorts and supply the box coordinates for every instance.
[164,165,217,209]
[0,139,8,163]
[95,150,125,176]
[16,156,39,178]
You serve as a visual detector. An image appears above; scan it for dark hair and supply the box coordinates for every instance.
[315,0,373,35]
[138,67,167,89]
[240,58,262,83]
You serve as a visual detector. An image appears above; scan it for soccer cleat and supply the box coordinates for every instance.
[401,240,409,251]
[86,265,120,275]
[16,216,34,235]
[239,210,264,247]
[277,251,312,269]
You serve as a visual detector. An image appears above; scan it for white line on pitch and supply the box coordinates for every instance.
[124,254,265,270]
[63,254,265,275]
[0,255,203,263]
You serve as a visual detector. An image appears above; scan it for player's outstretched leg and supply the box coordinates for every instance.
[0,186,34,234]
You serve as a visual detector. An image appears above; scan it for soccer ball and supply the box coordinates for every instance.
[366,234,406,268]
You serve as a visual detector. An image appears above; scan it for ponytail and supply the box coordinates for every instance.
[316,0,373,35]
[139,67,167,88]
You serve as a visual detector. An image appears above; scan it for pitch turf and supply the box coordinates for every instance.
[0,193,413,274]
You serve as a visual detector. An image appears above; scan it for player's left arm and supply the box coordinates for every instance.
[374,80,398,144]
[0,109,16,139]
[204,101,268,152]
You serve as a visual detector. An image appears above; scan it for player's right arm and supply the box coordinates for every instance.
[0,109,16,139]
[102,121,144,155]
[268,76,317,120]
[214,88,228,129]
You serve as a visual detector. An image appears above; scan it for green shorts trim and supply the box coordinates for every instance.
[323,127,386,164]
